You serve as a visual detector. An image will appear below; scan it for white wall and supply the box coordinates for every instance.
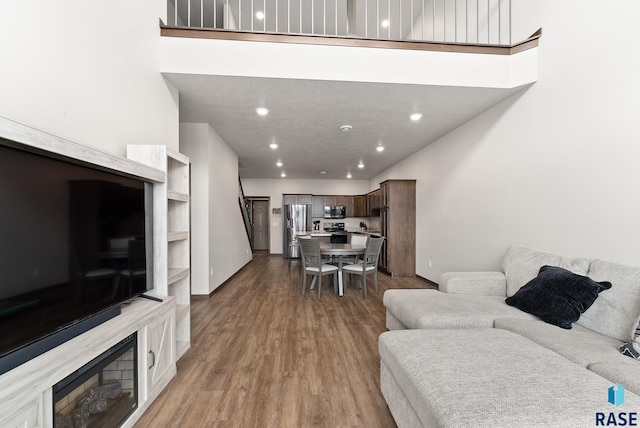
[371,0,640,282]
[0,0,179,156]
[181,123,252,295]
[241,179,370,254]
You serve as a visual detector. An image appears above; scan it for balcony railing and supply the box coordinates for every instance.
[167,0,513,46]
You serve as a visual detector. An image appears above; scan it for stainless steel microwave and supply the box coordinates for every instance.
[324,206,346,219]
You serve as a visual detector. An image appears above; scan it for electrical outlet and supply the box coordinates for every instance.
[428,260,432,268]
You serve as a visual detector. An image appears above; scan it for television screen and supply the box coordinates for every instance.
[0,142,153,363]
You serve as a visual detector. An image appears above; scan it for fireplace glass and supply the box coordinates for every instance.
[53,333,138,428]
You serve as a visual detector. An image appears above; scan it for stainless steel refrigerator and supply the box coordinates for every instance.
[283,204,312,259]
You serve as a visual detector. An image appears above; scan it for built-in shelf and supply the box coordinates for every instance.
[167,190,189,202]
[168,231,189,242]
[127,145,191,364]
[168,268,189,285]
[176,303,190,319]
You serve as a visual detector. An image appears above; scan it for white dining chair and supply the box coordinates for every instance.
[298,237,339,299]
[342,236,384,298]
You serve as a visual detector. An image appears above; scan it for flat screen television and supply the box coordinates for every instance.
[0,141,153,374]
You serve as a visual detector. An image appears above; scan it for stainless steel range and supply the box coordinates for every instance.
[325,222,347,243]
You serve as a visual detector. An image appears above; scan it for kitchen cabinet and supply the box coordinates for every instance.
[371,189,381,213]
[324,196,347,207]
[354,195,365,217]
[283,194,312,205]
[379,180,416,277]
[324,196,336,206]
[363,189,381,216]
[345,196,355,217]
[311,195,325,218]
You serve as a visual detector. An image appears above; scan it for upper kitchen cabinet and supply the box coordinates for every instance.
[283,194,312,205]
[364,189,381,216]
[345,196,355,217]
[311,195,324,218]
[379,180,416,277]
[323,196,346,207]
[354,195,366,217]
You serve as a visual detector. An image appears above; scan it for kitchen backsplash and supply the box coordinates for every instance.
[312,216,380,231]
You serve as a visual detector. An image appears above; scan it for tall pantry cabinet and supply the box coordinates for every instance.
[379,179,416,277]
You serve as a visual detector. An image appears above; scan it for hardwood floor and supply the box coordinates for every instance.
[135,253,435,427]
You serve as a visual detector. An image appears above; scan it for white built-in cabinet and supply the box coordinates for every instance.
[127,145,191,360]
[0,117,189,427]
[0,297,177,428]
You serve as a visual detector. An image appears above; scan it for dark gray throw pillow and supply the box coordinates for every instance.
[505,265,612,329]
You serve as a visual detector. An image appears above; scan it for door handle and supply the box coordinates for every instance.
[148,350,156,369]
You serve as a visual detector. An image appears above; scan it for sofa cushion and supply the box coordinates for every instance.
[589,360,640,397]
[504,265,612,329]
[383,289,536,330]
[577,259,640,341]
[494,318,624,367]
[379,328,640,428]
[501,245,590,297]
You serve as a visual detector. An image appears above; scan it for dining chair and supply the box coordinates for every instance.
[342,236,384,298]
[346,234,369,264]
[298,237,339,299]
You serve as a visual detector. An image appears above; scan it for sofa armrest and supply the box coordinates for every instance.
[439,271,507,296]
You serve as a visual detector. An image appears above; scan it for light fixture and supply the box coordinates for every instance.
[381,19,390,28]
[346,172,352,179]
[270,143,278,149]
[280,171,286,178]
[256,107,269,116]
[276,161,283,167]
[340,124,353,132]
[256,11,265,20]
[376,146,385,152]
[319,170,328,175]
[410,113,423,121]
[358,161,365,169]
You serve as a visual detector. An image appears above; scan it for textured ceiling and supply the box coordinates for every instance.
[165,73,529,180]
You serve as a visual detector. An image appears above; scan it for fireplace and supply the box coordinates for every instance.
[53,333,138,428]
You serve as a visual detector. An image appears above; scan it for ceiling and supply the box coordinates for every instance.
[164,73,528,180]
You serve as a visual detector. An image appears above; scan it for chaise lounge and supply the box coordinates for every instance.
[380,245,640,427]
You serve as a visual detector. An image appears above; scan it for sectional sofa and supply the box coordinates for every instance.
[380,245,640,427]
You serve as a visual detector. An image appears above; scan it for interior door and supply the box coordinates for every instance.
[252,200,270,251]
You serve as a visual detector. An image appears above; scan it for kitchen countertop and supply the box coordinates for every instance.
[350,230,382,235]
[296,231,333,237]
[296,230,381,237]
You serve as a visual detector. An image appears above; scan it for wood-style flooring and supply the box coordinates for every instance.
[134,253,435,427]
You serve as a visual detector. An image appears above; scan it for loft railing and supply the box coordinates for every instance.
[167,0,513,46]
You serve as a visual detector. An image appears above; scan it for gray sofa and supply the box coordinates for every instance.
[380,245,640,427]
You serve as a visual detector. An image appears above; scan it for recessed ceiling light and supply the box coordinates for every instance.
[340,124,353,132]
[270,143,278,149]
[256,107,269,116]
[319,170,327,174]
[280,171,286,178]
[256,11,265,20]
[381,19,390,28]
[346,172,352,179]
[276,161,283,167]
[376,146,385,152]
[358,161,365,169]
[410,113,423,121]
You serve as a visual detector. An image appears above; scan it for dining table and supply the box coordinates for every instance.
[320,243,366,296]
